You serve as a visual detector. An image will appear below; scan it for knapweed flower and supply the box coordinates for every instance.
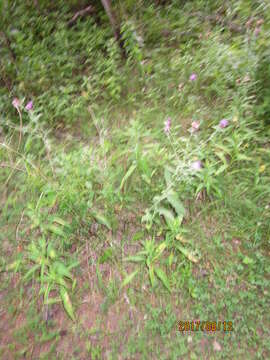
[254,27,261,36]
[164,117,171,134]
[189,73,197,82]
[219,119,229,128]
[191,160,202,171]
[12,98,20,109]
[191,121,200,132]
[25,100,33,111]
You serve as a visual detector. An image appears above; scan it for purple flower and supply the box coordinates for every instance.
[164,117,171,134]
[219,119,229,128]
[191,121,200,132]
[189,73,197,82]
[25,100,33,111]
[191,160,202,171]
[12,98,20,109]
[254,27,261,36]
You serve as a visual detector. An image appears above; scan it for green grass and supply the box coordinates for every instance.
[0,0,270,359]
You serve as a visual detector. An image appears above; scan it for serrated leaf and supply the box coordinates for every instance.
[157,206,175,224]
[52,217,70,228]
[47,225,65,237]
[175,244,199,263]
[166,191,185,218]
[175,234,190,243]
[168,252,174,267]
[124,255,145,263]
[242,256,255,265]
[120,163,137,190]
[153,242,167,261]
[91,211,111,230]
[155,267,171,292]
[121,269,139,288]
[54,261,73,280]
[60,287,75,321]
[236,154,252,161]
[2,259,22,273]
[164,166,173,187]
[23,264,40,281]
[148,264,156,287]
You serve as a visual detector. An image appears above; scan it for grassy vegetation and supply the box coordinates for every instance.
[0,0,270,358]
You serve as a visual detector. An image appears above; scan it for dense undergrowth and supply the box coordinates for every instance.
[0,0,270,359]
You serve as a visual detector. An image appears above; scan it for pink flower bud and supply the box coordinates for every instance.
[12,98,20,109]
[191,121,200,131]
[164,117,171,134]
[219,119,229,128]
[191,160,202,171]
[189,73,197,81]
[25,100,33,111]
[254,27,261,36]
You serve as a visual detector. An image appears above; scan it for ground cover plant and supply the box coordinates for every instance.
[0,0,270,358]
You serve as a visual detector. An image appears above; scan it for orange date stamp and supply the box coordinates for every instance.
[178,321,233,332]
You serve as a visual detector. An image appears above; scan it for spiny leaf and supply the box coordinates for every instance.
[166,191,185,218]
[157,206,175,224]
[1,259,22,273]
[124,255,145,263]
[60,287,75,321]
[242,256,255,265]
[54,261,73,280]
[153,242,167,261]
[120,162,137,191]
[47,224,65,237]
[23,264,40,281]
[91,211,111,230]
[155,267,171,292]
[175,244,199,263]
[148,264,156,287]
[52,217,70,228]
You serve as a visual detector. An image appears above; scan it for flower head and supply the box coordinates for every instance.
[191,160,202,171]
[189,73,197,82]
[12,98,20,109]
[164,117,171,134]
[254,27,261,36]
[219,119,229,128]
[191,121,200,132]
[25,100,33,111]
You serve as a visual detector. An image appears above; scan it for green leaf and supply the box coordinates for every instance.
[52,217,70,228]
[60,287,75,321]
[164,166,173,187]
[168,252,174,267]
[166,191,185,218]
[99,248,113,264]
[2,259,22,273]
[23,264,40,282]
[96,264,105,291]
[91,211,111,230]
[242,256,255,265]
[157,206,175,224]
[47,225,65,237]
[47,242,57,260]
[175,244,199,263]
[121,269,139,288]
[155,267,171,292]
[148,264,156,287]
[153,241,167,262]
[124,255,145,263]
[44,297,61,305]
[54,261,73,280]
[120,162,137,191]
